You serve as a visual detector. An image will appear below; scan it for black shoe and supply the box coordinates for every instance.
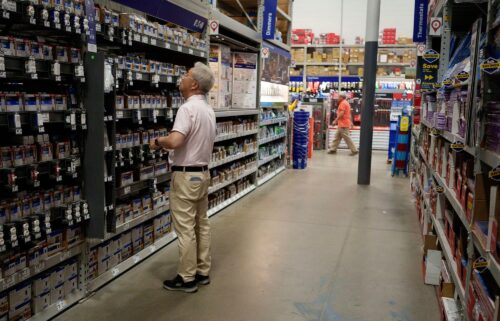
[195,274,210,286]
[163,275,198,293]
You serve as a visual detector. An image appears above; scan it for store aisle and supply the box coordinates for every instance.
[56,151,439,321]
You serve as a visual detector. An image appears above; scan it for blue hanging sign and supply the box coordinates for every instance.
[112,0,207,32]
[262,0,278,40]
[413,0,428,43]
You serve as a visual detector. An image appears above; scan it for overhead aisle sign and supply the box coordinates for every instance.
[413,0,428,42]
[262,0,278,40]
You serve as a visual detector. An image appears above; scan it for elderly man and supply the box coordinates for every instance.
[328,92,358,156]
[150,62,216,293]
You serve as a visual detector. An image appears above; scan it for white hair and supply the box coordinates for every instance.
[191,62,215,94]
[338,92,347,98]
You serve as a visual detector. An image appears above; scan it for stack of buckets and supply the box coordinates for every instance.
[293,111,310,169]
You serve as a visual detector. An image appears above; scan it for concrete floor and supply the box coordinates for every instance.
[56,151,439,321]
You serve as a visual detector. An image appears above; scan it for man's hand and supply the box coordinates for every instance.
[149,139,161,151]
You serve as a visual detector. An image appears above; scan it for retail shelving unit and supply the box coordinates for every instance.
[0,0,292,319]
[411,1,500,320]
[257,40,291,185]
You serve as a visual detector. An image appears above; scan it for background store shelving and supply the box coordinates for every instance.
[0,0,293,320]
[411,1,500,320]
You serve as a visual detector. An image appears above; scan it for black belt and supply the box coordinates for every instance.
[172,166,208,172]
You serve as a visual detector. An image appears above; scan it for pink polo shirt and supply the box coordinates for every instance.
[171,95,216,166]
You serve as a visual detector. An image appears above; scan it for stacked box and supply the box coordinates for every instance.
[208,44,232,110]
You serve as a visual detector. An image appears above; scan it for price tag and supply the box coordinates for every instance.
[150,245,157,253]
[55,23,61,29]
[29,17,36,24]
[177,45,182,52]
[44,21,50,27]
[142,35,148,44]
[66,26,71,32]
[96,23,101,32]
[124,186,131,195]
[151,38,157,46]
[133,33,140,42]
[56,300,67,311]
[117,70,123,79]
[135,72,143,80]
[116,111,123,118]
[122,222,130,231]
[34,180,40,187]
[188,49,194,55]
[56,176,62,182]
[20,268,29,280]
[34,262,45,273]
[76,28,81,35]
[4,275,15,288]
[201,52,205,58]
[111,268,120,277]
[2,11,10,19]
[72,172,78,178]
[165,43,171,49]
[133,255,140,264]
[75,64,84,77]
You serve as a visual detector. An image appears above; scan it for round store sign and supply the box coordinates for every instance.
[442,77,453,89]
[451,141,465,153]
[456,71,469,82]
[423,49,440,64]
[417,44,426,56]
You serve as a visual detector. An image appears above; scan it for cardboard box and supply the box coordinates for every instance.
[0,293,7,316]
[32,273,51,296]
[132,227,143,253]
[32,291,50,314]
[64,260,78,280]
[9,283,31,313]
[50,266,65,289]
[120,232,133,261]
[8,300,30,320]
[64,275,78,295]
[50,282,64,305]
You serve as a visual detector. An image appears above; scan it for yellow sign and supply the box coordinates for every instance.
[489,167,500,180]
[451,143,465,149]
[425,75,434,80]
[435,186,444,193]
[473,258,489,270]
[400,116,409,132]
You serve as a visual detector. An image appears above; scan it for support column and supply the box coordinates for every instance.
[357,0,381,185]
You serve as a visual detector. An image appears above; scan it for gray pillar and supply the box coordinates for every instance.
[357,0,381,185]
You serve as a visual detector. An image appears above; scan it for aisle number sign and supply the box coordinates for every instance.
[417,50,440,90]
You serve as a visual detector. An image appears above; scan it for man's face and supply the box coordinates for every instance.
[179,69,198,98]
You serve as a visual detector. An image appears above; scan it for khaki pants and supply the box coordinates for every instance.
[170,171,211,282]
[330,127,358,153]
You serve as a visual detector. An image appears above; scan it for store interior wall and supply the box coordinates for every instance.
[292,0,416,44]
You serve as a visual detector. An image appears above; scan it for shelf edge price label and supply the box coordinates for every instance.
[142,35,148,44]
[451,141,465,153]
[133,255,140,264]
[123,186,131,195]
[165,43,171,49]
[111,268,120,277]
[188,49,194,55]
[133,33,140,42]
[177,45,182,52]
[150,245,157,253]
[0,55,5,78]
[56,300,67,311]
[150,38,157,46]
[489,166,500,182]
